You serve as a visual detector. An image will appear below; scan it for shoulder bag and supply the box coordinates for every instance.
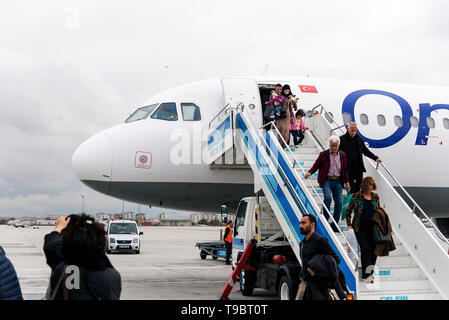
[372,225,393,243]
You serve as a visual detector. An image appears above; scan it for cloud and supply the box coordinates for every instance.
[2,0,449,216]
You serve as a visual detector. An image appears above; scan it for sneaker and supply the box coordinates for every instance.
[365,274,374,283]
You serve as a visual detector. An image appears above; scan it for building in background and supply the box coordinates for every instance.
[160,219,192,227]
[96,213,110,222]
[190,213,202,224]
[189,213,232,224]
[156,213,169,221]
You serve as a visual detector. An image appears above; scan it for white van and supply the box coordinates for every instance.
[106,220,143,254]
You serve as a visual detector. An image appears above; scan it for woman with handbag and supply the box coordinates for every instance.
[45,214,121,300]
[345,176,380,283]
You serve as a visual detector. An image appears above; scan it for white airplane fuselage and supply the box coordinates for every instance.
[72,77,449,217]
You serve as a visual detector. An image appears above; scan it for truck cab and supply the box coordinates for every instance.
[232,196,301,300]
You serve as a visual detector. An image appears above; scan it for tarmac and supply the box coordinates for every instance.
[0,225,276,300]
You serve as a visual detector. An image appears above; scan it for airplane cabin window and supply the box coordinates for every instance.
[444,118,449,129]
[181,103,201,121]
[150,102,178,121]
[360,113,369,125]
[426,117,435,129]
[342,112,352,125]
[410,116,419,128]
[377,114,386,126]
[125,104,158,123]
[394,115,403,127]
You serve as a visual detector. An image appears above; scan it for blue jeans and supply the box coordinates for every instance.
[270,105,282,118]
[322,178,343,229]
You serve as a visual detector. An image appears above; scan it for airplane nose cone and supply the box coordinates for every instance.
[72,132,113,195]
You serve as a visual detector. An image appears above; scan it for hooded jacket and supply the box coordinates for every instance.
[0,246,23,300]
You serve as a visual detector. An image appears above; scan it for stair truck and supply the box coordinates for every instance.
[232,196,303,300]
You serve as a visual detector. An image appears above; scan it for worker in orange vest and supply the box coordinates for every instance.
[223,220,233,265]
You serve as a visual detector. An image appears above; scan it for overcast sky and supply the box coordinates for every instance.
[1,0,449,217]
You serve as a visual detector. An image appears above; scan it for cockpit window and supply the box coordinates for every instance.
[181,103,201,121]
[125,104,158,123]
[150,102,178,121]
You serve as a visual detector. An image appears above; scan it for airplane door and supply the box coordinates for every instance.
[221,78,262,128]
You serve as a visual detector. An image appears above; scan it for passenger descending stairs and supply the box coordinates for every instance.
[289,129,443,300]
[208,102,449,300]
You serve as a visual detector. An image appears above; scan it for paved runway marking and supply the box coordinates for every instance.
[123,280,227,285]
[15,265,230,273]
[19,280,228,287]
[7,252,44,256]
[115,265,230,270]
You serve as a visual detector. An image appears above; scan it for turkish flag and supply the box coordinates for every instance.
[299,85,318,93]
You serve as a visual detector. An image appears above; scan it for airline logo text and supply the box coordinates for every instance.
[342,89,449,148]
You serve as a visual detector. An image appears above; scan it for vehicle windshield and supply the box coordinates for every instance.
[109,223,138,234]
[125,104,158,123]
[234,201,247,235]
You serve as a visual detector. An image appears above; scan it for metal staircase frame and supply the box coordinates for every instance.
[307,104,449,299]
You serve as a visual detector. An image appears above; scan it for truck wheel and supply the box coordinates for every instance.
[240,269,255,296]
[212,250,218,260]
[278,276,294,300]
[200,250,207,260]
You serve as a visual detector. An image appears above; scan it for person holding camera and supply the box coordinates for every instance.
[43,214,121,300]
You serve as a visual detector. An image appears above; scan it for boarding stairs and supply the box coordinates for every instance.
[208,100,449,300]
[288,129,444,300]
[303,105,449,300]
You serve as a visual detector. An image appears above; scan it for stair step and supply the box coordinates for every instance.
[376,255,414,266]
[306,180,321,188]
[338,242,409,257]
[307,186,323,195]
[289,146,319,153]
[371,266,427,279]
[295,170,318,179]
[287,153,318,161]
[290,160,315,168]
[359,278,434,292]
[358,289,442,300]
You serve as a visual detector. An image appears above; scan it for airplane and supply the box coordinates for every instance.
[71,76,449,234]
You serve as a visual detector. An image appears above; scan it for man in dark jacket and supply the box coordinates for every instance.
[305,136,350,232]
[0,245,23,300]
[339,123,382,194]
[299,214,341,300]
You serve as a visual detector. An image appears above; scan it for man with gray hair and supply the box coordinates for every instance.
[339,122,382,194]
[305,136,350,232]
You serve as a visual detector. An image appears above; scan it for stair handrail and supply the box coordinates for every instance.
[310,103,449,248]
[209,103,244,129]
[261,120,360,269]
[208,103,230,128]
[375,161,449,247]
